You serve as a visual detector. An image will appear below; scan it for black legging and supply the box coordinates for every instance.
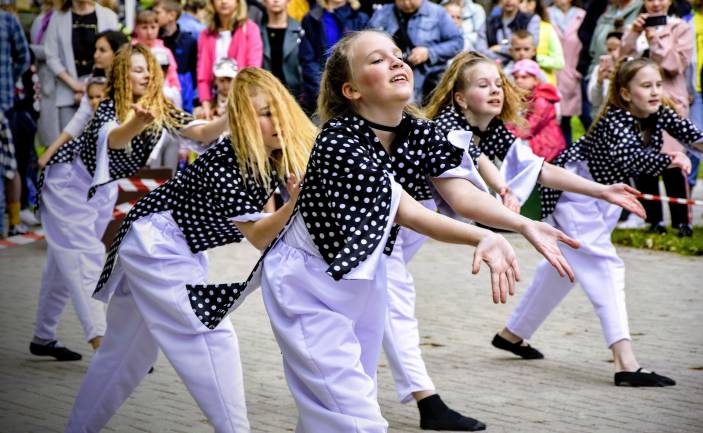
[635,168,691,228]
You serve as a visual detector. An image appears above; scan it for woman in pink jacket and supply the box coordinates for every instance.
[197,0,263,119]
[548,0,585,145]
[620,0,695,237]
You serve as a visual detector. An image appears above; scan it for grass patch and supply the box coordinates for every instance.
[612,226,703,256]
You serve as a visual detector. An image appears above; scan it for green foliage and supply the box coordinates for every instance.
[612,227,703,256]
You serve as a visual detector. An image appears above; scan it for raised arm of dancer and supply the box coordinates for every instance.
[180,112,229,144]
[432,177,579,281]
[538,162,646,218]
[107,104,155,149]
[395,188,519,304]
[476,154,521,213]
[234,175,300,250]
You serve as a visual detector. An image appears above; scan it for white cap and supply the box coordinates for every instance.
[150,47,170,66]
[214,58,238,78]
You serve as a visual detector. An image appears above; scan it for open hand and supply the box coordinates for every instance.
[472,233,520,304]
[130,103,156,126]
[521,221,579,282]
[665,151,691,175]
[601,183,646,219]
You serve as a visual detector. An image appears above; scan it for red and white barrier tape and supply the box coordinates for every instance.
[0,229,45,250]
[113,200,138,220]
[638,193,703,206]
[117,178,167,193]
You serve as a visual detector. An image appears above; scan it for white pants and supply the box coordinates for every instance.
[506,176,630,348]
[262,240,389,433]
[382,227,435,403]
[35,160,117,342]
[66,212,250,433]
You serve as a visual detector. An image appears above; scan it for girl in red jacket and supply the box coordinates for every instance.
[508,59,567,162]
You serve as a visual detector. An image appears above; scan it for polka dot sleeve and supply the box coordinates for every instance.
[660,106,703,157]
[605,114,672,177]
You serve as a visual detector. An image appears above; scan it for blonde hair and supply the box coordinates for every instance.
[226,68,315,186]
[591,57,672,131]
[207,0,248,32]
[318,0,360,11]
[317,30,423,125]
[105,44,184,131]
[424,51,526,126]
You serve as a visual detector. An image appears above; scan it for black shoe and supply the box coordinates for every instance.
[614,368,676,387]
[30,341,82,361]
[418,395,486,431]
[677,224,693,238]
[647,223,667,235]
[491,333,544,359]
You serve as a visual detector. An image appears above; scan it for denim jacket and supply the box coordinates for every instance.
[369,0,463,101]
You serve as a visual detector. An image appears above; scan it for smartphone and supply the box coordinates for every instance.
[599,54,613,71]
[644,15,667,27]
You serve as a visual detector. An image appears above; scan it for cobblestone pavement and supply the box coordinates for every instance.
[1,232,701,433]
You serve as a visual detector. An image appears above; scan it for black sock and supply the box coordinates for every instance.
[417,394,449,419]
[417,394,486,431]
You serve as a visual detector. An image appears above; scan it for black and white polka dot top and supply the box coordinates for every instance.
[40,99,193,198]
[178,112,467,330]
[94,137,279,296]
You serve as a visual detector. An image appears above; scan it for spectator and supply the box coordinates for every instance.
[39,30,129,168]
[370,0,463,103]
[42,0,119,143]
[30,0,57,150]
[621,0,695,237]
[689,0,703,192]
[194,58,237,119]
[179,0,207,39]
[575,0,607,128]
[261,0,303,99]
[586,0,642,79]
[300,0,368,113]
[0,9,31,237]
[132,9,181,93]
[549,0,586,145]
[85,76,106,111]
[505,30,547,81]
[155,0,199,112]
[151,46,183,107]
[197,0,263,119]
[520,0,564,86]
[483,0,540,63]
[443,0,463,32]
[508,59,566,161]
[587,23,622,111]
[442,0,487,52]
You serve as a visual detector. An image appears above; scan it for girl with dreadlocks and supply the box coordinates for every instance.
[32,44,226,362]
[426,52,700,387]
[65,67,314,433]
[211,30,585,433]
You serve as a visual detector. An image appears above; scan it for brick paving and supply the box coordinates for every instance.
[1,232,702,433]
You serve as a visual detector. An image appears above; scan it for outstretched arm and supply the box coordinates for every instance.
[538,162,646,218]
[432,176,579,282]
[395,189,519,304]
[108,104,155,150]
[179,111,228,144]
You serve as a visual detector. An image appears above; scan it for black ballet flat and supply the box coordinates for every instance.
[30,341,82,361]
[614,368,676,387]
[491,333,544,359]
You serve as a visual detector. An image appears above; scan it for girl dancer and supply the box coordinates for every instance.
[66,68,314,433]
[218,30,581,433]
[32,44,224,361]
[426,52,697,386]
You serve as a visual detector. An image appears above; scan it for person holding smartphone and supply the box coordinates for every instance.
[621,0,695,237]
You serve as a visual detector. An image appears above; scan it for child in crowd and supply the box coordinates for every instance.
[151,46,182,108]
[506,30,548,82]
[509,59,566,162]
[132,9,181,93]
[85,76,107,111]
[260,0,303,99]
[154,0,199,113]
[194,58,237,120]
[587,21,623,112]
[443,0,463,33]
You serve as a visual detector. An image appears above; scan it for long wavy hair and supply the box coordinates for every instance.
[206,0,248,32]
[317,30,423,125]
[423,51,526,127]
[226,68,315,186]
[105,44,183,131]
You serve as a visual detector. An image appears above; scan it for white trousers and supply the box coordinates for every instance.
[35,160,117,342]
[65,212,250,433]
[382,227,435,403]
[506,181,630,348]
[262,240,389,433]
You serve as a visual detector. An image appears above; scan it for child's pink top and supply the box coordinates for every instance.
[196,19,263,102]
[132,38,181,91]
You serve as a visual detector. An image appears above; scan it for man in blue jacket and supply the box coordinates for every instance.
[370,0,463,103]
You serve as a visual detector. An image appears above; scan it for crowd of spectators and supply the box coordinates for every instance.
[1,0,702,238]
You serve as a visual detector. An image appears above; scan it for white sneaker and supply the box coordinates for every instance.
[20,208,40,226]
[617,214,646,229]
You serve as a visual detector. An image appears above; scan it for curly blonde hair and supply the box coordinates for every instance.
[424,51,526,126]
[226,68,316,186]
[105,44,184,131]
